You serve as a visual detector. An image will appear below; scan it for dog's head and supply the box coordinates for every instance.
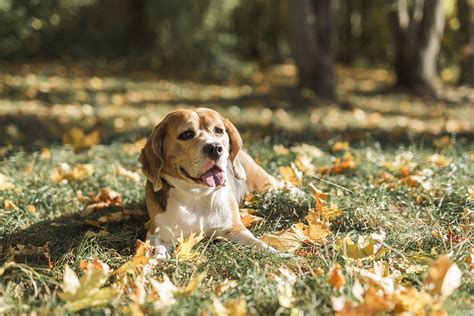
[139,108,246,192]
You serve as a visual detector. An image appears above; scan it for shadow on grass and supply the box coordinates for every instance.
[0,204,149,267]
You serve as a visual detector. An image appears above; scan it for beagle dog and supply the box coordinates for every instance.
[139,108,278,259]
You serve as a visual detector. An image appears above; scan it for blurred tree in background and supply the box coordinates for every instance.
[0,0,472,91]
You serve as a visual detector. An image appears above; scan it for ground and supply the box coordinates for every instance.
[0,63,473,315]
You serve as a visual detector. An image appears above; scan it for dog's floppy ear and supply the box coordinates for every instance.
[223,117,246,181]
[139,124,166,192]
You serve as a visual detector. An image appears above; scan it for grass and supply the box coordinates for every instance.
[0,63,473,315]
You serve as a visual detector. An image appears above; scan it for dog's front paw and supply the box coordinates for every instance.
[153,244,171,260]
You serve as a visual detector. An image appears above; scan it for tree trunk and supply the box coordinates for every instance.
[127,0,151,56]
[458,0,474,86]
[288,0,335,100]
[392,0,445,92]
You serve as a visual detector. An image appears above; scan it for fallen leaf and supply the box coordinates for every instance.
[466,248,474,269]
[81,188,122,216]
[51,163,94,183]
[114,240,158,276]
[58,260,118,312]
[239,208,263,228]
[273,144,289,155]
[328,264,345,289]
[279,164,302,185]
[335,232,389,259]
[113,163,141,182]
[214,279,238,296]
[3,199,16,209]
[208,297,247,316]
[175,231,205,262]
[424,254,462,297]
[331,141,350,152]
[149,275,178,309]
[308,183,328,211]
[320,153,356,175]
[429,154,449,167]
[0,174,14,191]
[277,283,295,308]
[26,205,36,213]
[122,138,146,155]
[63,127,100,151]
[260,230,302,253]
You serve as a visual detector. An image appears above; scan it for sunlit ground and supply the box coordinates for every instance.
[0,63,473,314]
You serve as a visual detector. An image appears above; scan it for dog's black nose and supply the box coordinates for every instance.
[203,143,224,161]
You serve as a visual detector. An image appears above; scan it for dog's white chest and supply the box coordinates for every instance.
[153,186,234,242]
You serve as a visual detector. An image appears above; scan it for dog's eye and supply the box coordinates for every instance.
[214,127,224,135]
[178,130,195,140]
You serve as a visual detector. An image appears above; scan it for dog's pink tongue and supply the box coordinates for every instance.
[201,167,225,187]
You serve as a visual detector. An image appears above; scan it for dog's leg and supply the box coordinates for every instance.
[225,228,279,254]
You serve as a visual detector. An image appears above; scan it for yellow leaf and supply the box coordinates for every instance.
[429,154,449,168]
[114,240,157,276]
[291,219,331,243]
[331,141,349,152]
[51,163,94,183]
[277,283,295,308]
[113,163,141,182]
[175,272,205,298]
[424,254,462,297]
[294,155,314,172]
[26,205,36,213]
[208,297,247,316]
[175,231,205,262]
[260,230,301,253]
[239,208,263,228]
[150,275,178,309]
[63,127,100,151]
[279,164,302,185]
[335,233,389,259]
[122,138,146,155]
[3,199,16,209]
[214,279,238,296]
[273,144,289,155]
[328,264,345,289]
[58,261,117,312]
[0,174,14,191]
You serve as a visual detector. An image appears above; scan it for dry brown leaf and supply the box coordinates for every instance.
[58,260,118,312]
[208,296,247,316]
[320,153,356,175]
[429,154,450,167]
[0,174,14,191]
[331,141,350,152]
[26,205,36,214]
[5,243,53,268]
[260,230,302,253]
[122,138,146,155]
[63,127,100,151]
[113,163,141,182]
[466,247,474,269]
[273,144,289,155]
[423,254,462,297]
[214,279,238,296]
[308,183,328,211]
[328,264,345,289]
[279,164,302,185]
[335,232,389,260]
[3,199,16,209]
[81,187,122,216]
[239,208,263,228]
[51,163,94,183]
